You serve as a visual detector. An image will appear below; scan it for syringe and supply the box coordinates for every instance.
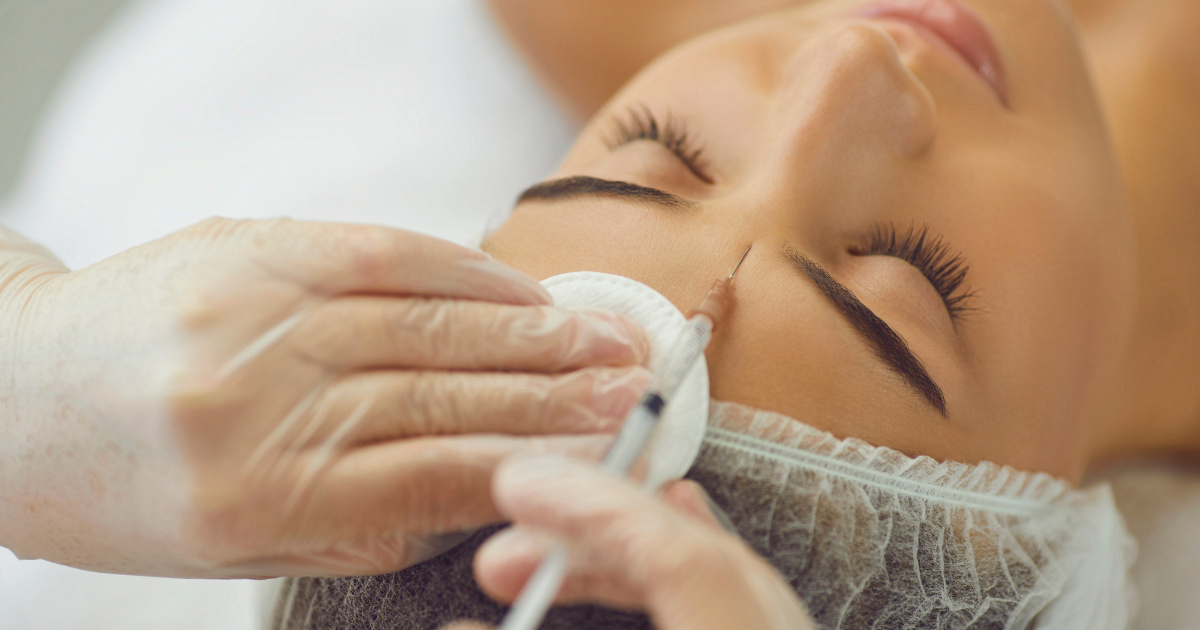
[497,245,752,630]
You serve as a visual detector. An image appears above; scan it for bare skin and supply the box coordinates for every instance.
[482,0,1200,480]
[1072,0,1200,464]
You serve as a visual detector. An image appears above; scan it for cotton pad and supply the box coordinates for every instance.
[541,272,710,490]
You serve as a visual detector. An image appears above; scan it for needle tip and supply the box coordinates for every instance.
[729,245,752,279]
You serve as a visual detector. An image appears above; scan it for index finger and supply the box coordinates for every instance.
[235,218,552,305]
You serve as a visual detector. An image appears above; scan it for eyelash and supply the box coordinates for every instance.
[853,223,977,320]
[605,110,973,320]
[605,106,714,184]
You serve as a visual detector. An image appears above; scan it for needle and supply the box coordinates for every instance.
[729,244,752,279]
[687,244,752,330]
[498,246,753,630]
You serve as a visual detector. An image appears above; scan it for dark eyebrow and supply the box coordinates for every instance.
[783,246,948,417]
[517,175,695,210]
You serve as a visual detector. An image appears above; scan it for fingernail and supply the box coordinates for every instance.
[406,530,475,565]
[591,367,651,429]
[578,312,651,365]
[458,258,553,305]
[498,453,588,495]
[623,318,652,364]
[483,526,552,564]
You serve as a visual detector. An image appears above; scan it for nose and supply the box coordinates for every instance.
[772,20,939,160]
[709,19,940,259]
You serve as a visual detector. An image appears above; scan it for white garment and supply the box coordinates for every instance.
[0,1,570,629]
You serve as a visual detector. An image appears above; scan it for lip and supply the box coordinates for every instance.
[855,0,1008,105]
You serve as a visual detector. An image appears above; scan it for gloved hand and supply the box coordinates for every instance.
[443,454,816,630]
[0,218,649,578]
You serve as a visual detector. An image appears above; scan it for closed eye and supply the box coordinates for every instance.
[851,222,978,323]
[604,105,714,184]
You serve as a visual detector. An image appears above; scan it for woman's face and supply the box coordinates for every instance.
[484,0,1136,480]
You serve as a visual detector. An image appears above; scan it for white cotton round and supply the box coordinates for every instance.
[541,272,710,490]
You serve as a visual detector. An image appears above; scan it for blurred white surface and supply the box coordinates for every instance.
[1106,465,1200,630]
[0,0,570,628]
[0,0,572,269]
[0,547,268,630]
[0,0,131,198]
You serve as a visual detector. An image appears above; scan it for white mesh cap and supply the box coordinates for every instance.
[690,400,1137,630]
[269,398,1137,630]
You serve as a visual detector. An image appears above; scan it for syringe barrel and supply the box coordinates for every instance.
[650,316,713,399]
[600,316,712,477]
[498,270,738,630]
[686,277,734,331]
[601,403,659,476]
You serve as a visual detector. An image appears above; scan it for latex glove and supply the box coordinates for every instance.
[0,218,648,578]
[442,454,815,630]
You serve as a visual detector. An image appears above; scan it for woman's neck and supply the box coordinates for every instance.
[1085,0,1200,466]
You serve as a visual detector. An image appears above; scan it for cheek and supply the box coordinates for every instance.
[949,187,1134,454]
[1015,236,1132,410]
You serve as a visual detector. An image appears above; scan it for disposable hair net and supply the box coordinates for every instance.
[691,400,1136,630]
[269,400,1136,630]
